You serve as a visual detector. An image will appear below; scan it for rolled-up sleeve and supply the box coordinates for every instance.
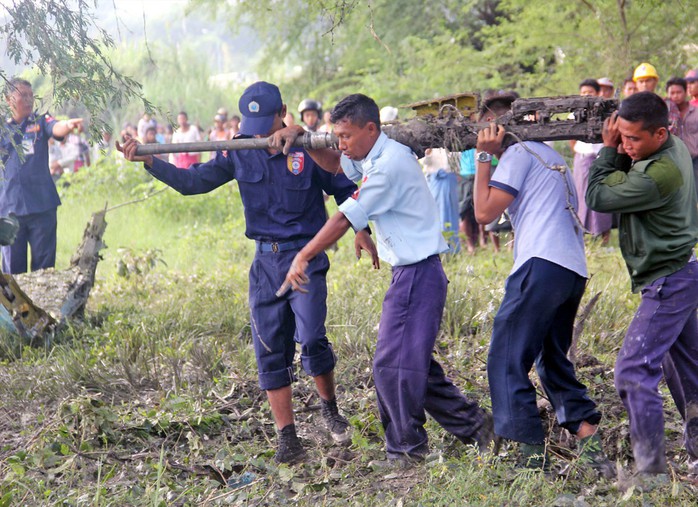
[338,170,396,231]
[338,197,369,231]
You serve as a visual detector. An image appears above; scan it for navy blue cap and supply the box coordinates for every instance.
[238,81,283,136]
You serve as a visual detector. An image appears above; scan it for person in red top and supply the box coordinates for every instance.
[171,111,201,168]
[666,77,698,191]
[686,69,698,107]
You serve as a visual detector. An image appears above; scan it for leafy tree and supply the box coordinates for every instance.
[191,0,698,108]
[4,0,696,138]
[1,0,153,137]
[479,0,698,95]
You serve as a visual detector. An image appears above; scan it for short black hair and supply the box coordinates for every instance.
[479,93,516,120]
[617,91,669,132]
[4,77,31,97]
[579,78,600,93]
[665,77,687,92]
[178,111,188,118]
[330,94,380,127]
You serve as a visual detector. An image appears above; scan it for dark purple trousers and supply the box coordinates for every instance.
[615,259,698,473]
[373,255,485,459]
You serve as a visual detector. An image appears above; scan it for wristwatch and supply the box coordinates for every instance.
[476,151,493,163]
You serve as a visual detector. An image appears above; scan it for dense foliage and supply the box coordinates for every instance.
[0,0,154,137]
[191,0,698,108]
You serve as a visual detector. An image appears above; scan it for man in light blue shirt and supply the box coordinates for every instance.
[273,93,494,465]
[474,94,612,476]
[337,135,449,266]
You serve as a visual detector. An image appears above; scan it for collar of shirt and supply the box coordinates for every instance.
[356,132,389,173]
[6,112,37,128]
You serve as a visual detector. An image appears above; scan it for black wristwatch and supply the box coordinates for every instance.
[476,151,493,163]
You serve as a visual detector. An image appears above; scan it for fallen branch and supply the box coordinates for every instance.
[570,291,602,363]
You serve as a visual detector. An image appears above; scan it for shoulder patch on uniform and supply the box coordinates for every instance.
[602,171,627,187]
[287,152,305,175]
[645,159,683,198]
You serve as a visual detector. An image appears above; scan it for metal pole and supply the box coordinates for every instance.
[134,131,338,156]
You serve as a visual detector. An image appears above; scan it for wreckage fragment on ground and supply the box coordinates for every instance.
[0,210,107,343]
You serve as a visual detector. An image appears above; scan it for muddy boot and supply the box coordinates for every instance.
[518,443,550,471]
[320,397,352,445]
[369,453,424,474]
[617,471,669,493]
[274,424,307,465]
[577,433,616,479]
[471,412,500,455]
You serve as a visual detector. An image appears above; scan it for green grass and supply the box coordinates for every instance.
[1,157,696,505]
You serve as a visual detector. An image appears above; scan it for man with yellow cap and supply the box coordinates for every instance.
[633,63,681,135]
[633,63,659,93]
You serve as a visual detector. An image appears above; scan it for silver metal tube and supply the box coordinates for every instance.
[134,132,338,156]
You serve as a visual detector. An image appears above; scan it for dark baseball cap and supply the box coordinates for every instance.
[238,81,283,136]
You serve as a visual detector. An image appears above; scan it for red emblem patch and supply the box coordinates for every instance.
[287,152,305,175]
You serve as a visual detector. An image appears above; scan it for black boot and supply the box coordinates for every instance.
[320,397,352,444]
[275,424,307,465]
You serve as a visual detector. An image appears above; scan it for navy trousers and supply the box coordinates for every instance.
[488,257,600,444]
[374,255,486,459]
[615,259,698,473]
[249,249,335,391]
[1,209,57,274]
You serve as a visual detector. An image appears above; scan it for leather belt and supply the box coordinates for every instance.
[256,238,311,253]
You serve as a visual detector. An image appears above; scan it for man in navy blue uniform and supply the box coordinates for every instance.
[118,81,375,464]
[1,78,83,274]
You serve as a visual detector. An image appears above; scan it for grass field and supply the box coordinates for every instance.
[1,155,696,506]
